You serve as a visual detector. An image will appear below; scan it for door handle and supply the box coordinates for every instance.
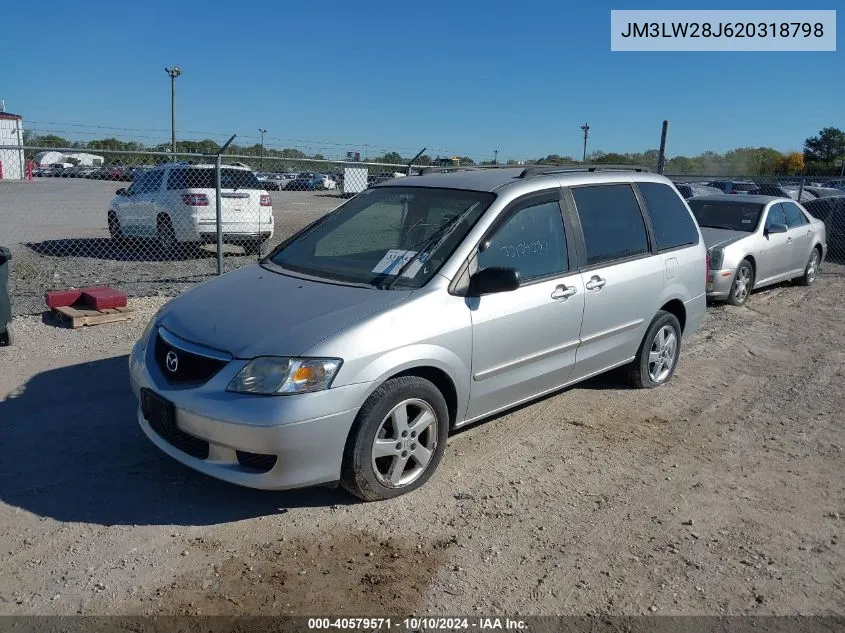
[551,284,577,300]
[585,276,606,291]
[786,237,793,244]
[806,230,813,236]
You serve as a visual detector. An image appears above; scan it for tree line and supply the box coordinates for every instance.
[19,127,845,176]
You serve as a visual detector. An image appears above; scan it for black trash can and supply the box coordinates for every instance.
[0,246,12,346]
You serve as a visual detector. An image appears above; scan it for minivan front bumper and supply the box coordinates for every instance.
[129,333,368,490]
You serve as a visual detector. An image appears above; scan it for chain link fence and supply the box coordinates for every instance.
[1,148,844,316]
[0,146,415,315]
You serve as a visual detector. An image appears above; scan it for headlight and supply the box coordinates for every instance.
[227,357,342,395]
[708,248,724,270]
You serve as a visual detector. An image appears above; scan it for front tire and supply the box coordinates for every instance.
[341,376,449,501]
[797,248,820,286]
[727,259,754,306]
[107,211,127,247]
[628,311,682,389]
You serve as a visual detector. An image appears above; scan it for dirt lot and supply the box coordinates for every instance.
[0,266,843,617]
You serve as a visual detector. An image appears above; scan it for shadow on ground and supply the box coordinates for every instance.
[0,356,349,526]
[25,238,247,262]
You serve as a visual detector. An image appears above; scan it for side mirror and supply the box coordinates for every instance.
[469,267,520,296]
[116,188,127,196]
[765,223,788,235]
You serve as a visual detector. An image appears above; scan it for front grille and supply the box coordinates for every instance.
[154,333,227,385]
[148,414,210,460]
[236,451,278,473]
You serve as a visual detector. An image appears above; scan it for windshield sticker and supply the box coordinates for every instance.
[372,249,418,275]
[741,219,753,224]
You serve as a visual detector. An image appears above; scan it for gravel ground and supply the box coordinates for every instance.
[1,179,342,316]
[0,263,843,617]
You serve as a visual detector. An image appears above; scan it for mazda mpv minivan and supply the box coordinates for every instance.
[130,166,707,500]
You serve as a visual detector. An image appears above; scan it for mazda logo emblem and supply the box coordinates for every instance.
[165,350,179,373]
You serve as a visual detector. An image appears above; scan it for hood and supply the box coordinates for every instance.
[158,264,411,358]
[700,227,751,250]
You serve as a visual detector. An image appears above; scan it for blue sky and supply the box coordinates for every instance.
[0,0,841,161]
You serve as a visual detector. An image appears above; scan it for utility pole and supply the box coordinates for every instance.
[165,66,182,157]
[258,128,267,170]
[493,149,498,165]
[656,120,669,175]
[580,123,590,162]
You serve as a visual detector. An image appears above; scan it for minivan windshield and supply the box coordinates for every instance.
[268,186,495,288]
[688,199,765,232]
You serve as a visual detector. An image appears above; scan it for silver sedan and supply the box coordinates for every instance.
[688,195,827,306]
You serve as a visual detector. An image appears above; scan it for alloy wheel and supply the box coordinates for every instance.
[371,398,439,488]
[648,325,678,384]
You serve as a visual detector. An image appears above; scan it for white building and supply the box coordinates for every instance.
[0,111,25,180]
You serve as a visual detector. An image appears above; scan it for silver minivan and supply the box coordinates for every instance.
[129,166,707,500]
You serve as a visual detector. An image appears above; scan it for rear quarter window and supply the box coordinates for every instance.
[637,182,700,251]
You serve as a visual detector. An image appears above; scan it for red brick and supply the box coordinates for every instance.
[45,289,84,309]
[82,287,127,310]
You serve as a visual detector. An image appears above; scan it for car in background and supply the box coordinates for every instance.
[69,165,100,178]
[259,173,298,191]
[39,163,74,177]
[705,180,758,195]
[127,165,154,181]
[688,194,826,306]
[128,166,707,500]
[747,183,817,203]
[286,172,336,191]
[804,186,843,199]
[107,163,273,256]
[673,183,722,199]
[803,196,845,258]
[368,172,400,187]
[91,164,131,181]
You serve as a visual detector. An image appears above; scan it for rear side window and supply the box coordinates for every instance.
[167,168,261,190]
[782,201,809,227]
[638,182,699,251]
[571,184,650,266]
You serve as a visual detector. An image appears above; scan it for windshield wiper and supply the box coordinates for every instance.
[381,207,475,289]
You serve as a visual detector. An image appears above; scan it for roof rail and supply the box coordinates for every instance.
[518,163,651,179]
[417,166,482,175]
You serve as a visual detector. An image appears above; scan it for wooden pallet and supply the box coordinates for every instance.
[52,305,135,329]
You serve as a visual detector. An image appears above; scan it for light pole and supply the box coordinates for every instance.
[258,128,267,170]
[493,149,498,165]
[165,66,182,157]
[580,123,590,162]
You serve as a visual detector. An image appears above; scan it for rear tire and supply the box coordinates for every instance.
[156,216,178,257]
[0,324,13,347]
[797,248,820,286]
[628,311,682,389]
[341,376,449,501]
[727,259,754,306]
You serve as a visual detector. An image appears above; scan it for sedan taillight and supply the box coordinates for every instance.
[183,193,209,206]
[260,194,272,207]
